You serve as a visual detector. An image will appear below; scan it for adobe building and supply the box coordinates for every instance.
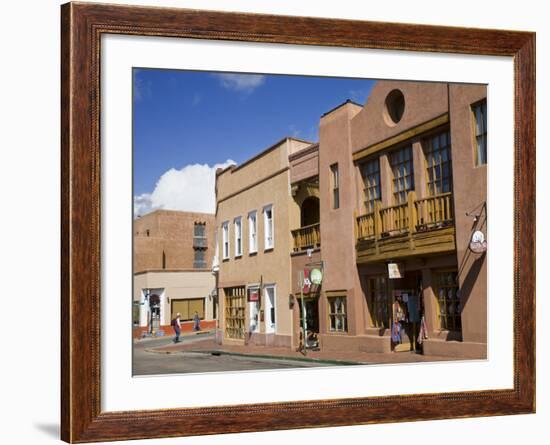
[214,137,311,347]
[327,81,486,359]
[216,80,488,360]
[133,210,217,338]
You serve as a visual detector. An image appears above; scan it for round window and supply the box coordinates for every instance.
[384,89,405,125]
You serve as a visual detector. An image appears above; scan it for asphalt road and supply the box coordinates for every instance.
[132,333,328,376]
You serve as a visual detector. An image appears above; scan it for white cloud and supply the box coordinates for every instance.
[134,193,154,218]
[134,160,236,218]
[214,73,266,93]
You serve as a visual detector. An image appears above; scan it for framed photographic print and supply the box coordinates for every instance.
[61,1,535,442]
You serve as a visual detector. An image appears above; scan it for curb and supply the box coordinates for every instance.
[151,348,367,366]
[135,330,213,343]
[195,350,366,366]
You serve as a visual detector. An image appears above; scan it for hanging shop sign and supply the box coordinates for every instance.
[310,268,323,285]
[302,269,312,293]
[469,230,487,254]
[247,288,260,302]
[299,266,323,294]
[388,262,404,279]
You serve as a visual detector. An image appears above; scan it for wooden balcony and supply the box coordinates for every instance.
[291,223,320,252]
[355,192,456,263]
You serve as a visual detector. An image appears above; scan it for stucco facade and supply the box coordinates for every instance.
[134,210,216,272]
[215,80,488,360]
[215,138,310,347]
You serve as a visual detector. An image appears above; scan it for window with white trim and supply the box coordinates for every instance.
[234,217,242,257]
[248,211,257,254]
[264,205,274,250]
[222,222,229,260]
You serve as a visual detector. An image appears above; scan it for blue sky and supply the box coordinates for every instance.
[133,69,375,216]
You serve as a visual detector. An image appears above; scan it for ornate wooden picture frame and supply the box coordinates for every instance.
[61,2,535,442]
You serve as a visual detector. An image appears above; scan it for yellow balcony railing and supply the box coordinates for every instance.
[356,212,376,239]
[356,192,454,242]
[291,223,321,252]
[414,192,454,230]
[380,201,410,235]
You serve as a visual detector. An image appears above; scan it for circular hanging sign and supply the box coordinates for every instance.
[469,230,487,254]
[310,268,323,285]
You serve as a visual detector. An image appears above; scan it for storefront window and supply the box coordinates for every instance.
[435,271,461,331]
[328,296,347,332]
[367,276,389,328]
[171,298,205,321]
[225,286,246,339]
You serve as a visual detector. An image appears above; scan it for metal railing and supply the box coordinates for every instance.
[193,236,208,248]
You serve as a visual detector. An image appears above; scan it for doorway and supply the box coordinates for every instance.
[300,196,320,227]
[391,289,417,352]
[264,285,276,334]
[248,286,260,334]
[390,272,422,352]
[149,294,161,334]
[298,297,320,349]
[249,301,260,333]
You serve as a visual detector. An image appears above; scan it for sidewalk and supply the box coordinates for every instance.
[151,337,461,366]
[134,329,213,343]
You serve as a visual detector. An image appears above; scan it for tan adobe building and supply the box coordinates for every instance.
[133,210,217,337]
[214,138,311,347]
[215,80,488,360]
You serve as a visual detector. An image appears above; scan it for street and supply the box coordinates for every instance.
[132,332,329,375]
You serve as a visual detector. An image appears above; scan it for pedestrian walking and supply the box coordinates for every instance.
[193,311,201,331]
[171,312,181,343]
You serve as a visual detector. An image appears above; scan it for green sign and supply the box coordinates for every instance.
[310,268,323,285]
